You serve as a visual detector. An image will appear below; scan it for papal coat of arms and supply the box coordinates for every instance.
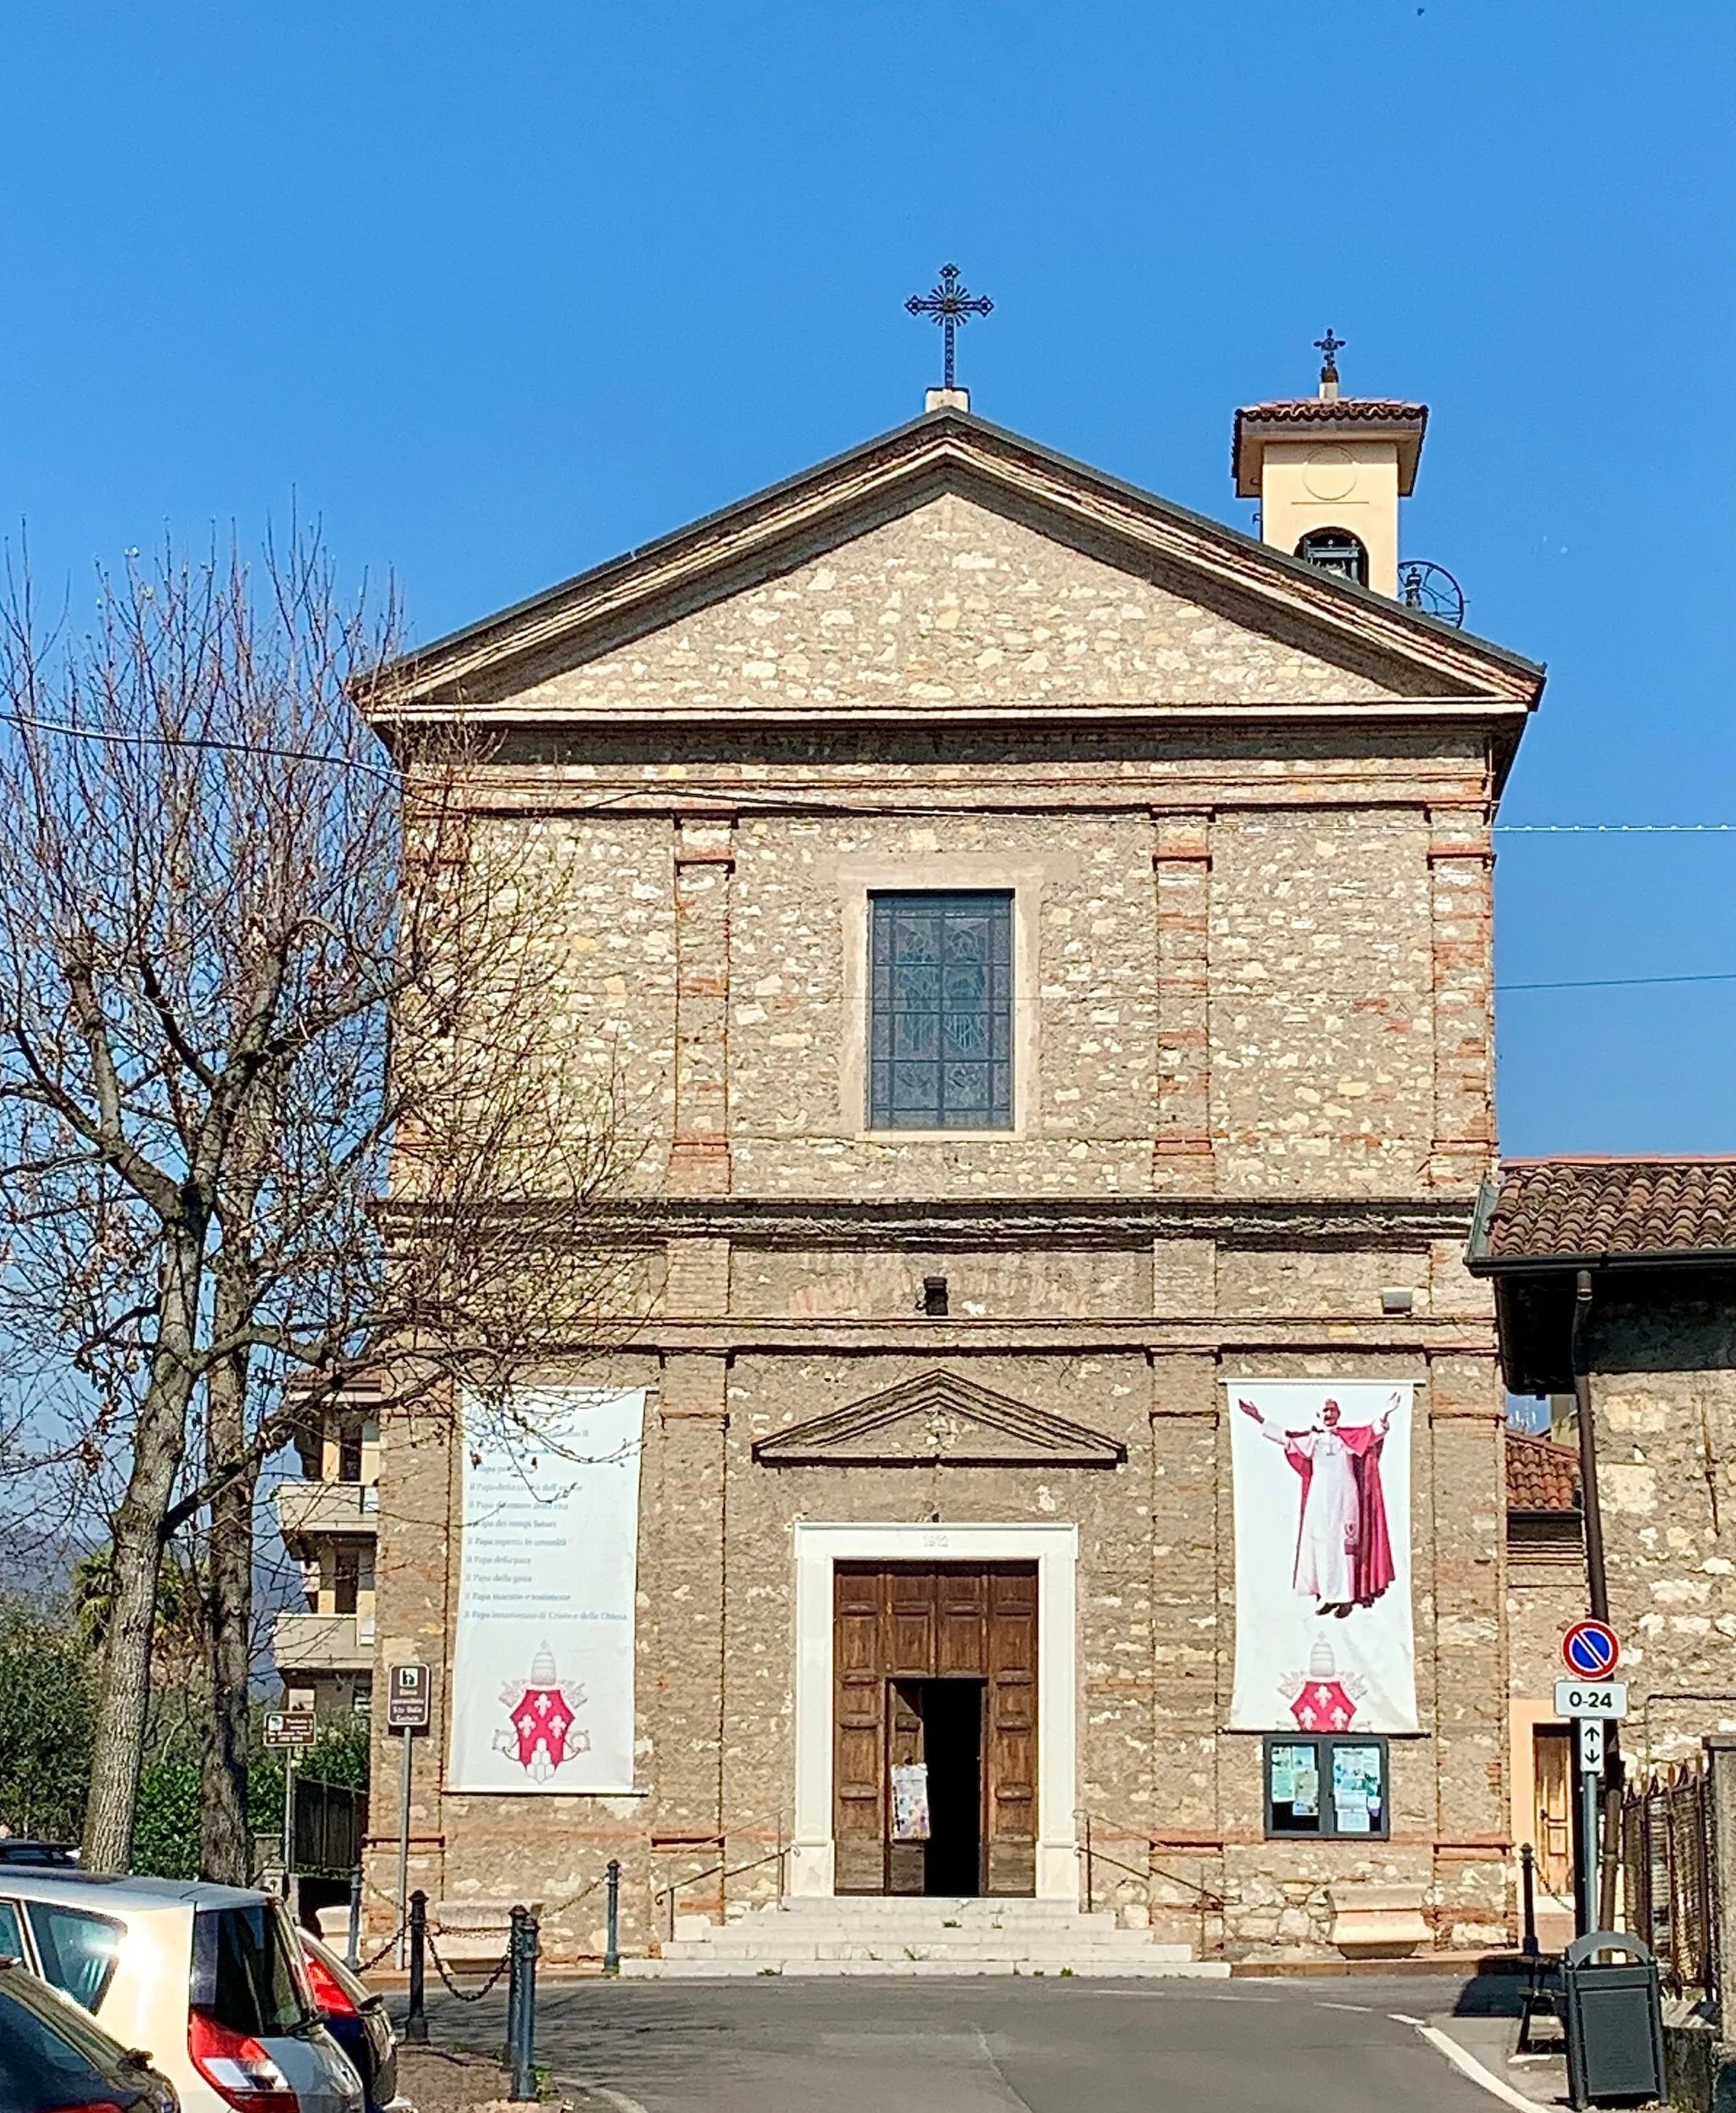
[494,1643,591,1782]
[1278,1637,1368,1732]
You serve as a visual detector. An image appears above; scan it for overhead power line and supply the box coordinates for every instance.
[1498,971,1736,993]
[1495,824,1736,835]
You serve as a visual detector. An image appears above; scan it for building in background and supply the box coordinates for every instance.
[1473,1156,1736,1945]
[272,1383,381,1721]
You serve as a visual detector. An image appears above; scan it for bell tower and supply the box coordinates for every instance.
[1232,332,1427,598]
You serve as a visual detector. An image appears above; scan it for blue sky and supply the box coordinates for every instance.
[1,2,1731,1154]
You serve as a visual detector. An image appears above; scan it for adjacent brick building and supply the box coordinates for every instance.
[351,365,1552,1966]
[1473,1156,1736,1939]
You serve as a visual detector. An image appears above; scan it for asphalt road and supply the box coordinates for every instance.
[417,1972,1525,2113]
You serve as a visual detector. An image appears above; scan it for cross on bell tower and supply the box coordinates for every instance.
[907,264,993,409]
[1315,327,1347,401]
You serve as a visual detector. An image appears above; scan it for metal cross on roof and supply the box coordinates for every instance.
[1314,326,1347,381]
[906,264,993,392]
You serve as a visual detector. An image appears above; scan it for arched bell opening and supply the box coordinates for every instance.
[1294,525,1370,587]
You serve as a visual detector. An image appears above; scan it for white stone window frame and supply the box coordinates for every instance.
[837,858,1043,1141]
[788,1519,1079,1901]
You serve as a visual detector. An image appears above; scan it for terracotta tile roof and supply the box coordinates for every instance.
[1506,1432,1581,1514]
[1232,398,1428,495]
[1236,398,1427,425]
[1477,1157,1736,1265]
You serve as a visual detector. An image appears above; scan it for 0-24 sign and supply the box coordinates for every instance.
[1554,1678,1628,1721]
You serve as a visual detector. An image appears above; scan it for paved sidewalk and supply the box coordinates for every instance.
[413,1971,1526,2111]
[1426,1972,1569,2110]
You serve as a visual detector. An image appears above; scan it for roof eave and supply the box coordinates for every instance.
[1469,1243,1736,1277]
[361,405,1544,720]
[1232,402,1429,496]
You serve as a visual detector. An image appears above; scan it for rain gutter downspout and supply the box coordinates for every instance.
[1571,1265,1622,1927]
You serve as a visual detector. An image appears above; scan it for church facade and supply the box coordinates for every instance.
[360,370,1546,1966]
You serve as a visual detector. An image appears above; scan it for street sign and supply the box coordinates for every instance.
[1577,1716,1605,1774]
[264,1710,317,1748]
[1555,1679,1629,1721]
[1562,1619,1622,1677]
[387,1662,431,1731]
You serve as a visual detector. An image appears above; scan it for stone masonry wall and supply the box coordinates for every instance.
[515,493,1403,718]
[1587,1297,1736,1768]
[365,468,1517,1963]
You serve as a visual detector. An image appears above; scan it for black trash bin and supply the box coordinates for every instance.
[1560,1928,1667,2110]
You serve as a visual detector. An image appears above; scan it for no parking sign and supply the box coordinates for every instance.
[1562,1619,1621,1677]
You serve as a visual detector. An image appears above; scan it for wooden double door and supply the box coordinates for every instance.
[833,1562,1037,1896]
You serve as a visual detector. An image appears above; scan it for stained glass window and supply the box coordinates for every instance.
[869,892,1012,1131]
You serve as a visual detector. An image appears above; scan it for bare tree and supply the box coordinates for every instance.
[0,531,637,1875]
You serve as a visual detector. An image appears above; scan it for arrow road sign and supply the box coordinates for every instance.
[1562,1619,1621,1676]
[1577,1716,1605,1774]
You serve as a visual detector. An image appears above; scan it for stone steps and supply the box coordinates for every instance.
[621,1955,1229,1978]
[621,1897,1227,1979]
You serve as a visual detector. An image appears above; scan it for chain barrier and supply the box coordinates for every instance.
[541,1871,605,1921]
[354,1918,408,1975]
[425,1932,512,2004]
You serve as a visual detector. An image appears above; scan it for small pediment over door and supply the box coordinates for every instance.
[751,1369,1126,1470]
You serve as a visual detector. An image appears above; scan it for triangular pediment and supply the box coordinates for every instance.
[367,410,1542,726]
[750,1369,1127,1470]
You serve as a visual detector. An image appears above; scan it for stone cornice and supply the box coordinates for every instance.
[582,1193,1477,1250]
[628,1317,1494,1354]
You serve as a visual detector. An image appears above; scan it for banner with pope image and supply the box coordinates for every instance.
[1227,1379,1417,1734]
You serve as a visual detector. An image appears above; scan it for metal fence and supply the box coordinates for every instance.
[292,1777,367,1877]
[1622,1759,1715,1997]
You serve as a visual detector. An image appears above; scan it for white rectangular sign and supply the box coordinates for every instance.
[1555,1679,1628,1721]
[1578,1717,1605,1773]
[1227,1380,1417,1734]
[448,1387,645,1794]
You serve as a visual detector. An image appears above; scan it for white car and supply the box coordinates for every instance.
[0,1871,363,2113]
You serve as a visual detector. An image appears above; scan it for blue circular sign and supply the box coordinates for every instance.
[1563,1620,1620,1675]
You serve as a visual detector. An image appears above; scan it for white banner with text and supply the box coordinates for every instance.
[447,1387,645,1793]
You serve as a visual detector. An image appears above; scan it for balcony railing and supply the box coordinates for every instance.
[273,1611,374,1672]
[275,1480,379,1545]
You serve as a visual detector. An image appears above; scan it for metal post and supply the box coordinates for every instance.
[504,1907,523,2070]
[405,1891,428,2044]
[1520,1842,1539,1957]
[1572,1269,1626,1931]
[1577,1721,1603,1939]
[281,1751,296,1903]
[509,1908,537,2102]
[604,1860,620,1975]
[395,1726,414,1968]
[346,1867,361,1971]
[1084,1814,1093,1916]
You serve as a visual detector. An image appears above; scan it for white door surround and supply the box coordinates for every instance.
[788,1521,1079,1901]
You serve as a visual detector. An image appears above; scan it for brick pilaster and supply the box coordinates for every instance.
[1148,1354,1222,1838]
[1427,1349,1511,1939]
[667,817,735,1196]
[1427,807,1494,1194]
[645,1354,730,1864]
[1151,810,1215,1191]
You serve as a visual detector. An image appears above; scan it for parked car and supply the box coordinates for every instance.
[0,1872,361,2113]
[295,1935,403,2113]
[0,1952,178,2112]
[0,1842,79,1868]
